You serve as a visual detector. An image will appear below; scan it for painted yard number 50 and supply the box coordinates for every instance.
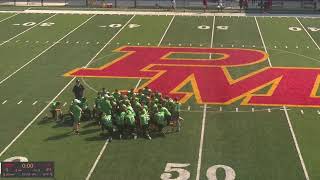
[160,163,236,180]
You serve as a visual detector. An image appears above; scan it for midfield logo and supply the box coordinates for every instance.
[65,46,320,107]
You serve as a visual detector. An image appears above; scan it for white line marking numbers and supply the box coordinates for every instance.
[207,165,236,180]
[307,27,320,32]
[13,22,55,27]
[216,26,229,30]
[289,27,302,32]
[289,26,320,32]
[160,163,190,180]
[40,22,55,27]
[106,23,140,29]
[160,163,235,180]
[198,25,210,30]
[197,25,229,30]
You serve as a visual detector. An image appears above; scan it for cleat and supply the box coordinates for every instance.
[134,135,137,140]
[147,135,152,140]
[119,134,122,140]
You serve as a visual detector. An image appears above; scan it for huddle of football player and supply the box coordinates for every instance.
[92,87,183,142]
[50,86,183,141]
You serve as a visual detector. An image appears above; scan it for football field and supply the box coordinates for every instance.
[0,10,319,180]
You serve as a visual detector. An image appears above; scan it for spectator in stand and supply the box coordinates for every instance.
[203,0,208,12]
[239,0,244,12]
[171,0,176,10]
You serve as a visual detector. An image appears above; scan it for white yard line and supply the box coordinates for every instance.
[0,14,57,47]
[0,14,96,86]
[209,16,215,59]
[81,15,136,180]
[0,13,19,23]
[255,16,310,180]
[283,106,310,180]
[195,15,214,180]
[134,15,175,89]
[157,15,175,46]
[195,104,207,180]
[32,101,38,105]
[296,17,320,51]
[0,15,135,160]
[86,15,172,179]
[134,79,142,90]
[254,16,272,67]
[85,140,109,180]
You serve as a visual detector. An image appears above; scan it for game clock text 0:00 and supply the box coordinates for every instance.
[0,162,54,178]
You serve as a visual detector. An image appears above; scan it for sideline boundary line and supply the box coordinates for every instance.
[0,13,57,47]
[255,16,310,180]
[0,9,320,18]
[0,15,135,159]
[0,14,96,85]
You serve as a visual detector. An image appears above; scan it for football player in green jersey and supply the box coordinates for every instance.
[100,112,114,142]
[93,92,103,122]
[114,104,126,139]
[49,101,62,121]
[79,97,91,121]
[70,99,82,135]
[138,105,151,140]
[154,107,166,135]
[124,104,137,139]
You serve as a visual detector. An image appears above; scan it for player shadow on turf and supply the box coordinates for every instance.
[78,128,100,135]
[44,131,73,141]
[82,121,97,128]
[38,116,57,125]
[84,135,107,141]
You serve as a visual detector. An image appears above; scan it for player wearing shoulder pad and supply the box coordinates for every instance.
[49,101,62,121]
[159,104,171,125]
[124,104,137,139]
[93,92,103,121]
[100,112,114,142]
[114,104,126,139]
[79,97,91,121]
[139,105,151,140]
[70,99,82,134]
[172,98,182,132]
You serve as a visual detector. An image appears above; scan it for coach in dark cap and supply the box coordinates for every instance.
[73,79,85,100]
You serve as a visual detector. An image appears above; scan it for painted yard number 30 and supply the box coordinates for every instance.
[15,22,55,27]
[160,163,236,180]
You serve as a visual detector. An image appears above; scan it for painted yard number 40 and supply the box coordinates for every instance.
[160,163,236,180]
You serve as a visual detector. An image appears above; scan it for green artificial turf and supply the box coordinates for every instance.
[0,12,319,180]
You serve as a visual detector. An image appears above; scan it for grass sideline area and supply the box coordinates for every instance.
[0,9,319,180]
